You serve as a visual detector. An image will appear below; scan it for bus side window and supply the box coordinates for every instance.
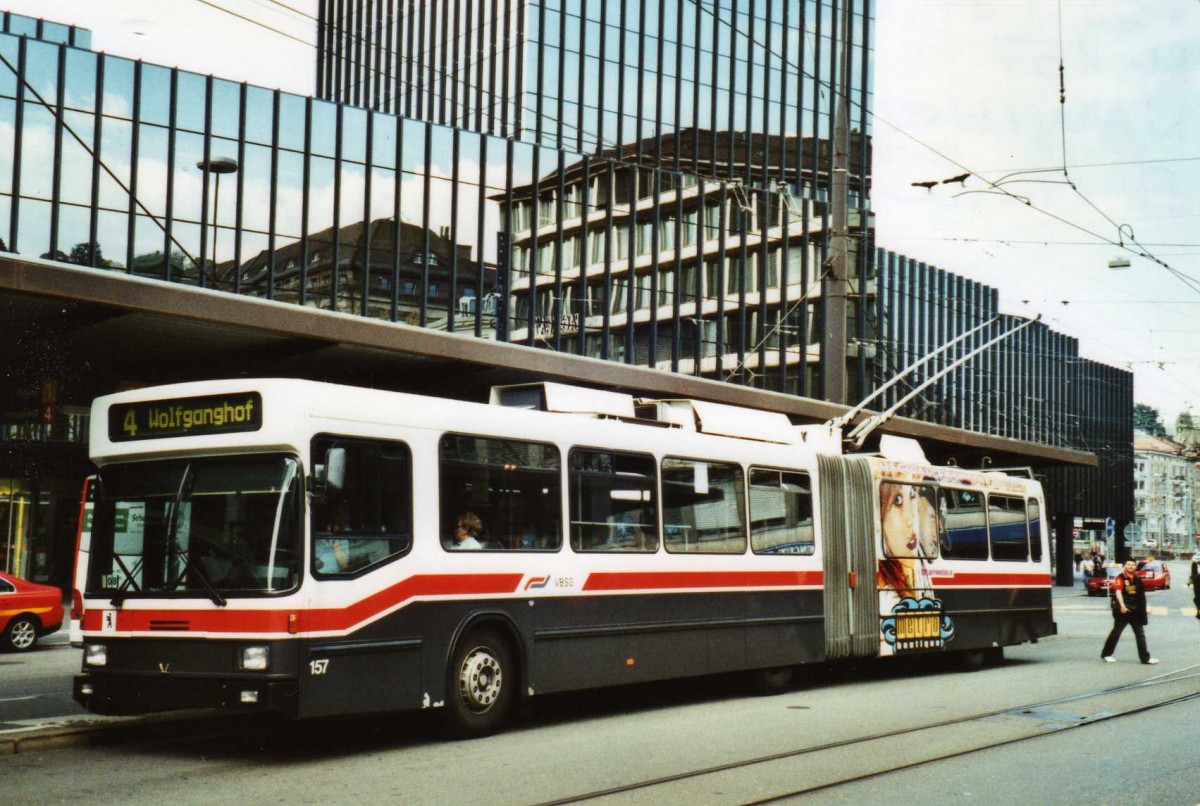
[749,468,814,555]
[661,458,746,554]
[988,495,1029,562]
[1028,499,1042,562]
[940,488,988,561]
[310,436,413,576]
[568,448,657,553]
[440,434,562,552]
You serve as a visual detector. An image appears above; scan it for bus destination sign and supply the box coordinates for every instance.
[108,393,263,442]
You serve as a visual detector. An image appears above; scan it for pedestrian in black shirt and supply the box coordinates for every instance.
[1101,559,1158,665]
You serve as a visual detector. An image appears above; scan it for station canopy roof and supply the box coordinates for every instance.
[1,254,1095,470]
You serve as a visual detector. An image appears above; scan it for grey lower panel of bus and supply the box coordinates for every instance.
[931,588,1057,650]
[525,590,828,696]
[819,455,880,661]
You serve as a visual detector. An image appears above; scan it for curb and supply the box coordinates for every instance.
[0,710,257,756]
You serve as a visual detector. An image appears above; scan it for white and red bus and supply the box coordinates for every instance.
[73,379,1053,735]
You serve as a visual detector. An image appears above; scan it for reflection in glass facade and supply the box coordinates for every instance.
[316,0,876,397]
[318,0,874,169]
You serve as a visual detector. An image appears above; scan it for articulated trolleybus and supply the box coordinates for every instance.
[74,379,1054,735]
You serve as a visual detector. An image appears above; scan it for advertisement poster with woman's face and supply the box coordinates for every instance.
[878,481,954,655]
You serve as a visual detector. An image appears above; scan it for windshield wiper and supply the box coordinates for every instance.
[109,554,144,608]
[167,465,227,607]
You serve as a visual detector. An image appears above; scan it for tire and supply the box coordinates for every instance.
[958,649,989,672]
[959,646,1003,671]
[4,615,39,652]
[443,629,516,739]
[750,666,796,696]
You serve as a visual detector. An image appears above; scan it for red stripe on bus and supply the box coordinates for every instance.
[80,573,525,634]
[933,573,1052,587]
[582,570,823,592]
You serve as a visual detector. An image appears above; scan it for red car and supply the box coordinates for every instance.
[1136,561,1171,592]
[0,571,64,652]
[1085,566,1121,596]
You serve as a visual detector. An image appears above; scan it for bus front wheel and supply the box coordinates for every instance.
[444,629,516,738]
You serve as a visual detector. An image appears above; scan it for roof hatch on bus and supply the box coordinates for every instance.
[636,398,797,444]
[490,382,636,419]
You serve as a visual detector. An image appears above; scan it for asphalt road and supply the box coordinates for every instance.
[0,628,84,726]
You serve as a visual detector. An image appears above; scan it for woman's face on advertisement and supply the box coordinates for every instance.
[882,483,937,559]
[915,492,939,558]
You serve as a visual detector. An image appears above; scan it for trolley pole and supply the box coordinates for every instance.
[822,2,853,406]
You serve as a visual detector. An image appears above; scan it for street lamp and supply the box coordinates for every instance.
[196,156,239,287]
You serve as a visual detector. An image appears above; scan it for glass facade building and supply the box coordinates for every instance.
[874,249,1134,523]
[316,0,876,397]
[0,7,1131,586]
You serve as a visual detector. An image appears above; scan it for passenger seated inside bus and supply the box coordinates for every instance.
[449,511,485,550]
[315,501,352,571]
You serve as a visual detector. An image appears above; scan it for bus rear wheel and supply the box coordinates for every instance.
[750,666,797,695]
[444,629,516,738]
[958,647,1003,671]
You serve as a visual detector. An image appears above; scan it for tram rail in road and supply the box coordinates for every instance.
[532,665,1200,805]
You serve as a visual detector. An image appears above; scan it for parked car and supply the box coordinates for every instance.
[1086,566,1121,596]
[0,571,64,652]
[1136,560,1171,592]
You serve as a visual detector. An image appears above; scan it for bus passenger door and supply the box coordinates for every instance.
[817,455,879,660]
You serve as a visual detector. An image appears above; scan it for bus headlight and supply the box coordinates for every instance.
[84,643,107,667]
[240,645,270,671]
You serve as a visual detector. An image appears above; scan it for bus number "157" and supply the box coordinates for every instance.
[309,659,330,676]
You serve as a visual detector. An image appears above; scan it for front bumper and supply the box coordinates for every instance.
[74,672,299,718]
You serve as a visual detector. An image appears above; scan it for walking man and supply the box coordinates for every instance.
[1101,559,1158,665]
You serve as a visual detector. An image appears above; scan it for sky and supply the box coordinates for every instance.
[8,0,1200,428]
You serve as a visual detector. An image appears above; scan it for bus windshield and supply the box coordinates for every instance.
[87,454,302,600]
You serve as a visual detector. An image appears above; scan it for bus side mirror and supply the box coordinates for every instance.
[311,447,346,496]
[324,448,346,492]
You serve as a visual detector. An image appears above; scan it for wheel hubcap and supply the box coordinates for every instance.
[11,621,35,649]
[458,648,503,713]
